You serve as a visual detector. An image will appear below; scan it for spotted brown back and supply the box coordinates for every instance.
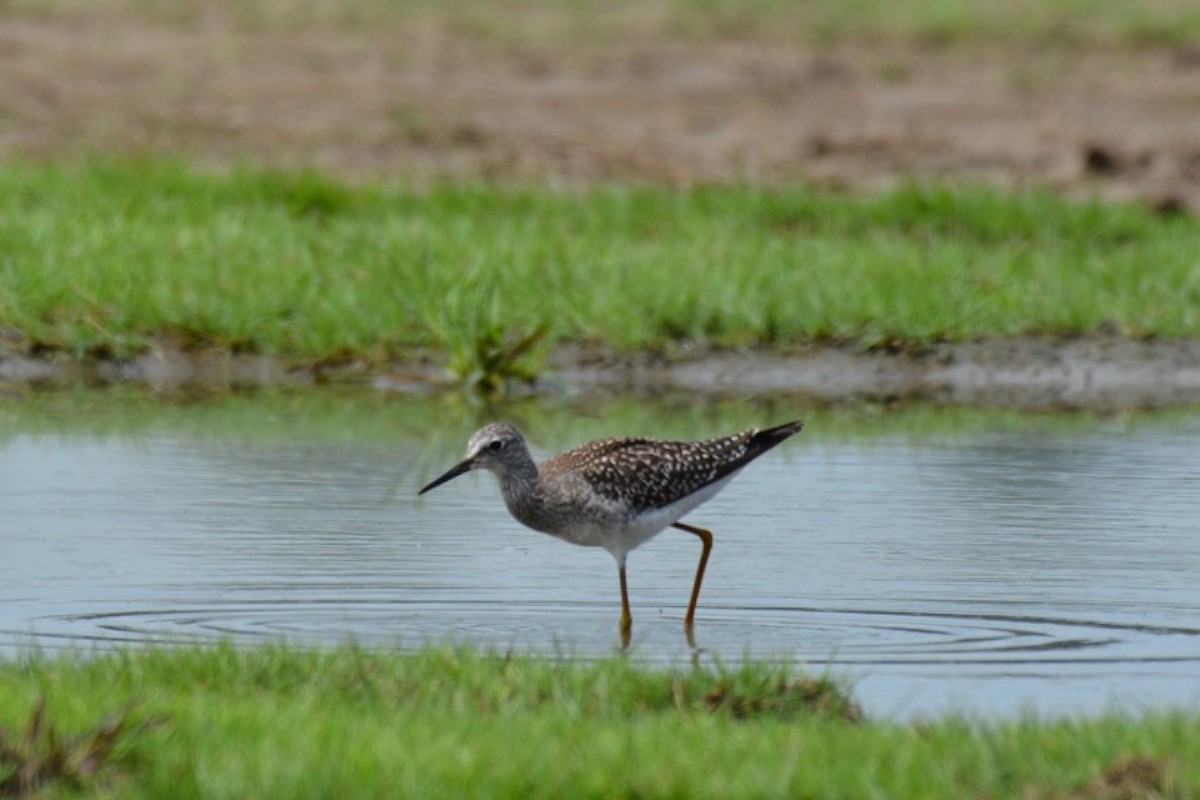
[542,421,803,511]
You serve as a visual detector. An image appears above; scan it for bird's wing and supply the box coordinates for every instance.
[543,431,765,511]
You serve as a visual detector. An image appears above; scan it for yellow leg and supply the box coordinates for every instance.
[618,561,632,649]
[673,521,713,630]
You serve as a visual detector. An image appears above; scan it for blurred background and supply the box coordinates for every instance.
[3,0,1199,210]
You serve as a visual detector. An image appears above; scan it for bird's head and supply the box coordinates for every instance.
[418,422,527,495]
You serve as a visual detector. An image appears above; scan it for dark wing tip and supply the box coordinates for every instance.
[756,420,804,442]
[746,420,804,456]
[676,420,804,497]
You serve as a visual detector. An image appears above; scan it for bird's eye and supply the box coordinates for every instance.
[488,440,504,452]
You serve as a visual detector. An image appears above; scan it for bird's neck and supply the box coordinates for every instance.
[499,457,539,497]
[498,456,539,521]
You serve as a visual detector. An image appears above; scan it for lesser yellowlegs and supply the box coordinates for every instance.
[418,420,804,644]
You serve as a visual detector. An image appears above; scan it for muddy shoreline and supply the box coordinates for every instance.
[4,336,1200,410]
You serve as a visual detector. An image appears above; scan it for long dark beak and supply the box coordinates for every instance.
[418,457,474,495]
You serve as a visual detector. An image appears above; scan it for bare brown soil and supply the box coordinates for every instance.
[4,16,1200,209]
[3,15,1200,407]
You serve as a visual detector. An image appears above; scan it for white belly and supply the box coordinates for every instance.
[552,472,739,561]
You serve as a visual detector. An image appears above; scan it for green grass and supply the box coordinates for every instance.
[1,160,1198,374]
[7,0,1200,47]
[1,644,1197,799]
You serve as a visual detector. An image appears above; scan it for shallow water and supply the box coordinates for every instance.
[2,391,1199,719]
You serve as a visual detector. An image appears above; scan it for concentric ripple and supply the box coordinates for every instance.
[8,600,1200,669]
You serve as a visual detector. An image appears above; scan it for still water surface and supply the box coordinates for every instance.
[2,391,1198,719]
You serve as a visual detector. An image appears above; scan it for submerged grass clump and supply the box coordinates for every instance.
[1,160,1198,380]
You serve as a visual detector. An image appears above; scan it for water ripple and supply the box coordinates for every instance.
[8,601,1200,670]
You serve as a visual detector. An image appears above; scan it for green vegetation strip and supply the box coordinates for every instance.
[11,0,1200,47]
[4,385,1184,448]
[2,161,1198,373]
[1,645,1197,798]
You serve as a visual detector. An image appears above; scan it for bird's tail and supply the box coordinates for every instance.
[750,420,805,452]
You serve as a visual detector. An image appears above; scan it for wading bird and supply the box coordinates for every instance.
[419,420,804,646]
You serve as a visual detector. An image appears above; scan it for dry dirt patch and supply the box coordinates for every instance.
[3,17,1200,209]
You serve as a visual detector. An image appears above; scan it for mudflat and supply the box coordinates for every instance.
[4,9,1199,207]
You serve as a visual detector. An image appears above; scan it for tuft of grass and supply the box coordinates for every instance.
[0,697,162,798]
[413,262,550,394]
[699,669,862,722]
[446,322,548,395]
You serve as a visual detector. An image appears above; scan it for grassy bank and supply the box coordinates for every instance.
[1,644,1196,799]
[2,161,1197,379]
